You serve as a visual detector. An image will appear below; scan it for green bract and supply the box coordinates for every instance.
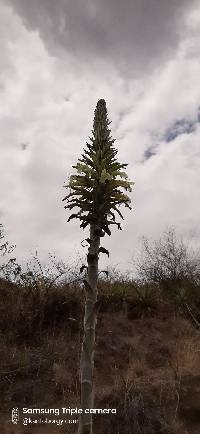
[63,99,134,236]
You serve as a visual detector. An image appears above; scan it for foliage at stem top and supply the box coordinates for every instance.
[63,99,134,236]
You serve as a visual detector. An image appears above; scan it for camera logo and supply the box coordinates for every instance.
[11,408,19,424]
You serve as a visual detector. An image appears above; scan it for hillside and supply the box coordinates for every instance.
[0,276,200,433]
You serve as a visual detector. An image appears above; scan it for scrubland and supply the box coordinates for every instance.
[0,227,200,433]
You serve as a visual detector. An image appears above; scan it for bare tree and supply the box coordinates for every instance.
[0,223,21,281]
[63,99,134,434]
[134,227,200,288]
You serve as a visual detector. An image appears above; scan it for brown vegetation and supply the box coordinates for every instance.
[0,226,200,433]
[0,269,200,433]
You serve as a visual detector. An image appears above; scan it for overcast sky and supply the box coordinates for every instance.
[0,0,200,277]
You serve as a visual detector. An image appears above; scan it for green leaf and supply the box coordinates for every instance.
[99,169,113,183]
[98,247,109,257]
[67,213,81,222]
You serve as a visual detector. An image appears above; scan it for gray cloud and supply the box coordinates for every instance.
[143,146,157,162]
[5,0,198,76]
[164,117,198,143]
[1,0,200,275]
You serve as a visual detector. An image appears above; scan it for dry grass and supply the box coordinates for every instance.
[0,276,200,433]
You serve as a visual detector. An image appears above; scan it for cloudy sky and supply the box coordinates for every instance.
[0,0,200,277]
